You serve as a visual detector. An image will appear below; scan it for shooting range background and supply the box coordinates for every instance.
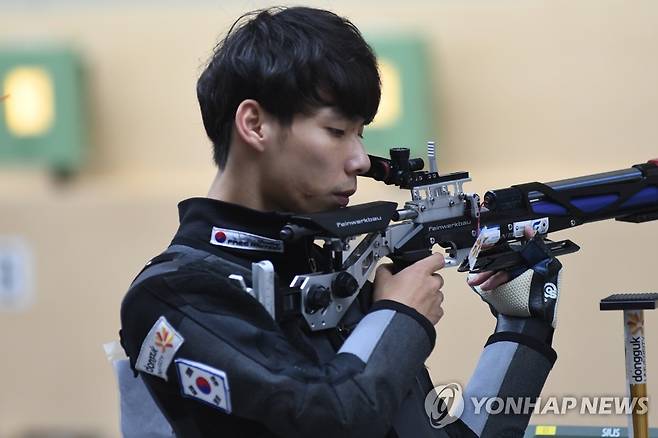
[1,0,657,435]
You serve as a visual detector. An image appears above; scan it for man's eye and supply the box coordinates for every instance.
[326,127,346,137]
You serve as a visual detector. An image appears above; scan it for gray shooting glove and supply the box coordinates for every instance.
[468,235,563,329]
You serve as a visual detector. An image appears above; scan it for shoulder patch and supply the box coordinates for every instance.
[175,358,232,414]
[210,227,283,253]
[136,316,184,381]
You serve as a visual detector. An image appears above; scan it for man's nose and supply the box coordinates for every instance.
[346,140,371,176]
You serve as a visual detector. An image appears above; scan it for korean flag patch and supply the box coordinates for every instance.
[175,358,232,414]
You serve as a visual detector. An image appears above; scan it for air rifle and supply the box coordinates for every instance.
[270,145,658,331]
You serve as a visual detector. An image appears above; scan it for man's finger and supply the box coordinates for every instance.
[431,273,444,290]
[375,263,394,282]
[467,271,496,287]
[414,253,445,274]
[524,225,537,240]
[480,271,510,291]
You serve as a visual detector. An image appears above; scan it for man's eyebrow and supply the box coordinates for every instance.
[324,107,364,124]
[323,107,347,119]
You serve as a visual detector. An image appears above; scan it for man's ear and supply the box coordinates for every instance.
[234,99,273,153]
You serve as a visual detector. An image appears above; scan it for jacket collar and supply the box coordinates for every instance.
[171,197,319,283]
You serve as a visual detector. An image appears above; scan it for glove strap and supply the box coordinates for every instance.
[486,331,557,365]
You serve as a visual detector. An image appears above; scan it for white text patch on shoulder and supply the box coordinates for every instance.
[136,316,184,381]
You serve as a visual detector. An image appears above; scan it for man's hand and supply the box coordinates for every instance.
[466,227,563,328]
[373,253,445,325]
[466,226,536,291]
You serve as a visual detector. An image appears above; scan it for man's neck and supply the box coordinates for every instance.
[207,166,269,212]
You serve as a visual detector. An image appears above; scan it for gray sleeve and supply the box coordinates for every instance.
[338,308,396,362]
[460,316,556,437]
[170,300,436,438]
[114,359,174,438]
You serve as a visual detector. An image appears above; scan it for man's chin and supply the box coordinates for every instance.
[303,201,346,214]
[293,194,351,214]
[334,197,349,208]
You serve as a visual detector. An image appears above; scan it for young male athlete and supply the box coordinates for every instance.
[119,7,563,437]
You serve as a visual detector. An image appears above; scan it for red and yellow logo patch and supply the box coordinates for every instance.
[155,327,175,353]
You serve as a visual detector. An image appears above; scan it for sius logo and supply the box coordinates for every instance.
[424,383,464,428]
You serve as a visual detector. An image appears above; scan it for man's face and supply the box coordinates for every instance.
[260,107,371,214]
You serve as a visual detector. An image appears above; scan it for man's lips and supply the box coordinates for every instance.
[334,189,356,197]
[333,189,356,207]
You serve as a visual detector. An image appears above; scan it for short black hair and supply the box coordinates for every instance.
[197,7,381,168]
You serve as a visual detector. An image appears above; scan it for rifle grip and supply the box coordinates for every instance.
[389,258,413,274]
[390,249,433,274]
